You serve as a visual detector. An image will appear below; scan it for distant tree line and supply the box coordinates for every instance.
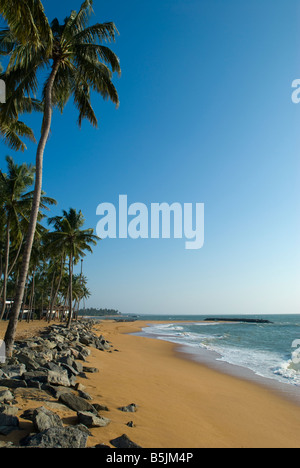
[78,307,121,317]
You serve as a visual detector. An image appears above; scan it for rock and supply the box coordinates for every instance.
[92,404,109,412]
[82,366,99,374]
[0,426,17,436]
[0,388,14,402]
[42,384,73,399]
[47,369,70,387]
[16,351,39,371]
[20,426,89,448]
[0,364,26,379]
[74,382,86,392]
[60,363,79,377]
[78,390,93,401]
[0,405,19,416]
[0,441,14,447]
[0,412,19,429]
[77,411,110,428]
[20,408,35,421]
[118,403,138,413]
[32,406,64,432]
[0,379,27,389]
[58,392,97,414]
[110,434,142,448]
[23,370,49,384]
[126,421,135,427]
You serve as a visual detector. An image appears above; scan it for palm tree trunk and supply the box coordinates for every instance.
[0,219,10,320]
[47,270,56,323]
[49,254,64,323]
[4,60,60,357]
[67,256,73,329]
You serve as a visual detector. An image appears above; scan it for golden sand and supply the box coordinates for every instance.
[1,319,300,448]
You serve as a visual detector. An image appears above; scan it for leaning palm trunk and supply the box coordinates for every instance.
[49,255,64,323]
[0,236,23,313]
[66,255,73,329]
[0,219,10,320]
[4,61,60,356]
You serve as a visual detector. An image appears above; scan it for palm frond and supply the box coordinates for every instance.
[73,22,119,44]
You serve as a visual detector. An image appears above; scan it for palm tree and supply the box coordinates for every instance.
[2,0,120,355]
[47,208,99,328]
[0,156,35,319]
[43,232,67,323]
[0,156,56,321]
[0,0,53,50]
[0,1,48,151]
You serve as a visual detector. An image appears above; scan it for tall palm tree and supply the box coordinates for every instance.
[0,156,56,320]
[47,208,99,328]
[2,0,120,354]
[0,156,35,319]
[0,0,48,151]
[0,0,53,50]
[43,231,67,323]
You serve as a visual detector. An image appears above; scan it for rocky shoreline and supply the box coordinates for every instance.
[0,320,140,448]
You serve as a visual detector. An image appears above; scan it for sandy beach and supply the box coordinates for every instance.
[1,319,300,448]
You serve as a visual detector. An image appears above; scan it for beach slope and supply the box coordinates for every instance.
[86,320,300,448]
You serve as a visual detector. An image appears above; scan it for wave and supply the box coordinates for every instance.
[141,322,300,387]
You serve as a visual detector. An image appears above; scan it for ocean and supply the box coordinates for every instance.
[131,314,300,402]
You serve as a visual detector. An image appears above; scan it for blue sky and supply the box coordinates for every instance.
[1,0,300,315]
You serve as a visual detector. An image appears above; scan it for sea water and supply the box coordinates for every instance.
[131,314,300,399]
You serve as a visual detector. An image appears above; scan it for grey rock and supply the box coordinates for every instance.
[58,392,97,414]
[16,352,39,371]
[118,403,138,413]
[0,364,26,379]
[0,388,14,402]
[0,426,17,436]
[0,379,27,389]
[20,426,89,448]
[110,434,142,448]
[20,408,35,421]
[0,405,19,416]
[126,421,135,427]
[77,411,110,428]
[23,370,49,384]
[92,404,109,412]
[78,390,93,401]
[48,369,70,387]
[82,366,99,374]
[32,406,63,432]
[0,412,19,428]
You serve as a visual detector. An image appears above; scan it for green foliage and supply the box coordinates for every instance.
[78,307,121,317]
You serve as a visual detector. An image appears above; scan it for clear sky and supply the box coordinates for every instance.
[1,0,300,315]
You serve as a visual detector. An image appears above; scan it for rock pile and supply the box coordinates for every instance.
[0,320,141,448]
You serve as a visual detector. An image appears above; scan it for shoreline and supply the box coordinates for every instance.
[90,320,300,448]
[133,321,300,407]
[1,319,300,448]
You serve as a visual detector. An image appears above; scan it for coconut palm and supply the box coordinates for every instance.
[47,208,99,328]
[0,156,35,319]
[0,156,56,320]
[0,0,53,50]
[2,0,120,354]
[0,0,49,150]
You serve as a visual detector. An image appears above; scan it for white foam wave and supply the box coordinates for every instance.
[141,323,300,387]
